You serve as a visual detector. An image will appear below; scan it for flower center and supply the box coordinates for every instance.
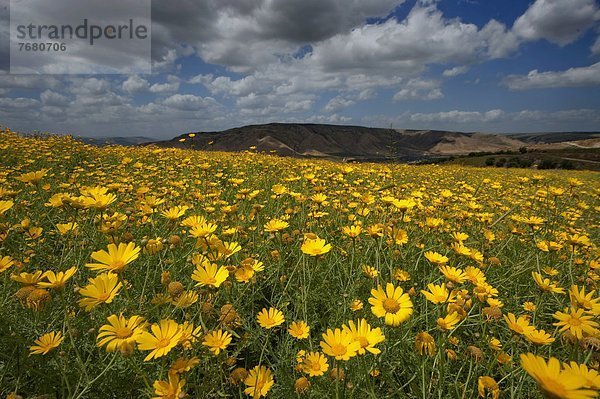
[156,337,171,349]
[111,260,125,270]
[115,327,132,339]
[310,362,322,371]
[567,317,581,326]
[383,298,400,313]
[357,336,369,348]
[331,344,347,356]
[98,292,111,302]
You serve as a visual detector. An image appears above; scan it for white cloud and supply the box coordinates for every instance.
[393,78,443,101]
[0,75,62,90]
[514,108,600,123]
[408,109,505,124]
[480,20,520,59]
[69,78,112,96]
[193,4,515,118]
[442,66,469,77]
[503,62,600,89]
[513,0,600,46]
[0,97,41,110]
[149,76,181,94]
[324,96,356,112]
[305,113,353,124]
[309,6,492,75]
[40,90,70,107]
[323,90,376,112]
[152,0,402,72]
[122,76,150,94]
[410,110,489,124]
[162,94,220,111]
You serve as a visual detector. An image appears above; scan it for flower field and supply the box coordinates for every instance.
[0,129,599,398]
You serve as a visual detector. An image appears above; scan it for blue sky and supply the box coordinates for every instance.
[0,0,599,138]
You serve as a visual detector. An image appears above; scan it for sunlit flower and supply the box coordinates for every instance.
[202,330,232,356]
[302,352,329,377]
[569,285,600,315]
[424,251,448,266]
[562,362,600,390]
[439,266,467,284]
[437,312,461,331]
[78,273,122,311]
[152,371,186,399]
[504,313,534,335]
[257,307,285,329]
[369,283,413,326]
[532,272,565,294]
[244,366,274,398]
[16,168,49,184]
[136,319,183,361]
[97,314,146,353]
[38,267,77,290]
[301,237,331,256]
[520,353,596,399]
[523,329,555,346]
[86,242,140,273]
[288,321,310,339]
[0,200,14,216]
[421,283,456,305]
[342,319,385,355]
[161,205,189,221]
[191,257,228,288]
[320,328,360,361]
[0,256,15,273]
[553,307,599,340]
[30,331,64,355]
[264,218,289,232]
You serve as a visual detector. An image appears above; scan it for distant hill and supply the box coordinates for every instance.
[149,123,599,162]
[81,136,155,147]
[509,132,600,144]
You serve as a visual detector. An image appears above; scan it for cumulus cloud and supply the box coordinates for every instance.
[442,66,469,77]
[503,62,600,89]
[513,0,600,46]
[40,90,70,107]
[149,76,181,94]
[122,76,150,94]
[309,6,499,75]
[152,0,401,71]
[305,113,353,124]
[393,79,443,101]
[409,109,504,124]
[190,3,516,120]
[0,75,62,90]
[323,90,375,112]
[0,97,41,110]
[162,94,220,111]
[324,96,356,113]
